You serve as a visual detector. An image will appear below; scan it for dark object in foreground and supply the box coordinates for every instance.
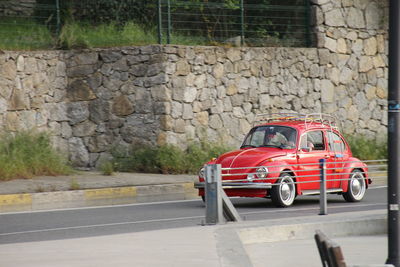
[314,230,346,267]
[314,230,394,267]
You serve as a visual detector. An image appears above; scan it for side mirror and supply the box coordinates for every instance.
[300,147,312,152]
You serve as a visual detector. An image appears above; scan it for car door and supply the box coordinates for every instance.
[326,131,349,188]
[296,130,329,191]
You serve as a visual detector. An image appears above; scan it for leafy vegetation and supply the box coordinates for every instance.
[99,161,115,176]
[0,0,310,50]
[58,22,158,49]
[0,18,54,50]
[0,132,72,181]
[346,135,387,160]
[69,178,81,190]
[109,142,232,174]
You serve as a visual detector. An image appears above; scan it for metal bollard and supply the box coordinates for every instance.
[319,159,327,215]
[205,164,223,224]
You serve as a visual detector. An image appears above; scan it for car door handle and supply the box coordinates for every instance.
[324,155,331,159]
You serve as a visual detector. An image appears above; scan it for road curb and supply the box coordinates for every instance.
[0,182,198,213]
[237,210,387,245]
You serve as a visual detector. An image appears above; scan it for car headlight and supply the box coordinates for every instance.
[199,167,205,178]
[256,167,268,178]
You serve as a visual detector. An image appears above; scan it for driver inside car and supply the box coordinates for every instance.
[265,128,288,147]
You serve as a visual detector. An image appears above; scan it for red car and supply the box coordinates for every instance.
[196,113,369,207]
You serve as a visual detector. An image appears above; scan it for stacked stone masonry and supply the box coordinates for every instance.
[0,0,36,16]
[0,0,389,167]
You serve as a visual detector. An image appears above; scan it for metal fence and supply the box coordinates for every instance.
[0,0,313,50]
[0,1,59,50]
[158,0,312,47]
[200,159,387,224]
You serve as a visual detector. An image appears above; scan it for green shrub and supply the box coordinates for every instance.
[156,145,186,174]
[58,22,89,49]
[109,142,232,175]
[185,142,229,173]
[110,144,159,173]
[0,131,72,181]
[346,135,387,160]
[99,161,115,176]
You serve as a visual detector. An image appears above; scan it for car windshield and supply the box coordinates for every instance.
[241,126,297,149]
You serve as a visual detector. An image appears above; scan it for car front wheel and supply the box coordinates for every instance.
[271,173,296,207]
[343,170,366,202]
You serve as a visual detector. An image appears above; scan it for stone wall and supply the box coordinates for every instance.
[0,46,168,167]
[0,0,389,168]
[310,0,388,139]
[0,0,36,16]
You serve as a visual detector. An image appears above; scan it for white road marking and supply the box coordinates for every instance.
[0,215,205,237]
[0,186,388,216]
[0,199,203,216]
[0,203,386,237]
[369,185,387,189]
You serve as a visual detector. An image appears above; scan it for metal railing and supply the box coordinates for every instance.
[0,0,313,50]
[202,159,387,224]
[158,0,312,47]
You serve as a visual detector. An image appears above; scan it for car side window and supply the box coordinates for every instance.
[327,132,346,152]
[300,131,325,151]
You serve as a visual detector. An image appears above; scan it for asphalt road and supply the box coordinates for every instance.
[0,186,386,244]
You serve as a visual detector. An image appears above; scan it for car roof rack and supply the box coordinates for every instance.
[252,112,340,131]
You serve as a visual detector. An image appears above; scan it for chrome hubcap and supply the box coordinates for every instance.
[351,178,361,196]
[281,183,290,200]
[350,172,366,200]
[280,176,295,205]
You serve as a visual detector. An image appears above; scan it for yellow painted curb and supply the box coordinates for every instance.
[0,193,32,207]
[84,187,137,200]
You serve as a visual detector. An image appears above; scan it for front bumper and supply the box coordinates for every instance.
[194,182,272,189]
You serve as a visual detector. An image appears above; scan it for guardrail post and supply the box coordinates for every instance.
[205,164,223,224]
[157,0,163,44]
[304,0,311,47]
[167,0,171,44]
[240,0,245,46]
[55,0,61,36]
[319,158,327,215]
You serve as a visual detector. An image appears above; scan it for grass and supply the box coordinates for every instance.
[346,135,387,161]
[0,18,217,50]
[99,161,114,176]
[0,131,72,181]
[0,18,54,50]
[69,178,80,190]
[167,34,211,46]
[58,21,158,49]
[109,142,231,175]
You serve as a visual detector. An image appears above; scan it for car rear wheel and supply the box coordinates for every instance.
[343,170,366,202]
[271,173,296,207]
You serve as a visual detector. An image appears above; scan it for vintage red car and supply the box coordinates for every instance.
[195,113,370,207]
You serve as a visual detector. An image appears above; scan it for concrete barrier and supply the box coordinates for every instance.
[237,210,387,245]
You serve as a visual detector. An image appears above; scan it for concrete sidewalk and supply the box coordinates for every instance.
[0,171,198,213]
[0,210,390,267]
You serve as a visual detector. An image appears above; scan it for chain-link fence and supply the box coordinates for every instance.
[0,0,313,50]
[0,0,58,50]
